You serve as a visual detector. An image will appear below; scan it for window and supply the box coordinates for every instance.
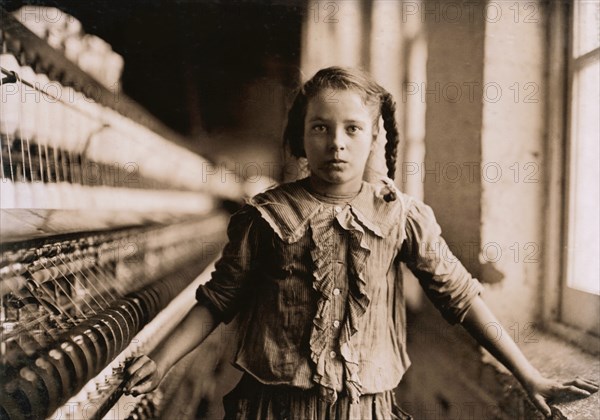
[560,0,599,337]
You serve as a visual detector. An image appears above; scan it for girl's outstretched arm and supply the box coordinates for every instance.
[462,296,598,417]
[123,303,219,395]
[122,205,261,395]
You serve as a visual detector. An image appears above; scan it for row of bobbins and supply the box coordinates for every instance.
[0,264,196,420]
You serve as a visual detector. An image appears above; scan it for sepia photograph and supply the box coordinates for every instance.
[0,0,598,419]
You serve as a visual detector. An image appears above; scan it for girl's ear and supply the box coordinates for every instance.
[372,116,383,148]
[371,112,381,134]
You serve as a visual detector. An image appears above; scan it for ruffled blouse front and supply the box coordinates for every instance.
[308,196,373,403]
[196,177,483,403]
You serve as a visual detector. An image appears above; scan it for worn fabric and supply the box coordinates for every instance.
[196,176,483,409]
[223,374,412,420]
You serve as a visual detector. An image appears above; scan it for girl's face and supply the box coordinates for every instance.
[303,88,376,195]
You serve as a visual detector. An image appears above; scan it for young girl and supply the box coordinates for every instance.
[124,67,597,419]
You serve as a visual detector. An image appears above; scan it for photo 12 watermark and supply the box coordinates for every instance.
[400,1,540,24]
[402,81,540,104]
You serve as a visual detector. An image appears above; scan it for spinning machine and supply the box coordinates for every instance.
[0,8,243,419]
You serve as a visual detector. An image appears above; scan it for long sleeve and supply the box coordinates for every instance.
[400,199,483,324]
[196,204,263,324]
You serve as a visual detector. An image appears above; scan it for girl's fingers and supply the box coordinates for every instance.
[124,362,155,392]
[124,371,145,392]
[557,385,591,398]
[571,377,598,386]
[130,379,157,395]
[564,378,598,393]
[567,378,600,392]
[532,394,552,418]
[126,355,151,375]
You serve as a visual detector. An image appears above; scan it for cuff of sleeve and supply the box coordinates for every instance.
[444,278,485,325]
[195,286,230,324]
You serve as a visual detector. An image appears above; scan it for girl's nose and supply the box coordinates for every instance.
[329,128,346,150]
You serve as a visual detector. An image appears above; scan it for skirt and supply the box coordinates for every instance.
[222,374,413,420]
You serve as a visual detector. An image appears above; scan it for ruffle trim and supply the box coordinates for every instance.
[308,205,372,404]
[308,209,334,391]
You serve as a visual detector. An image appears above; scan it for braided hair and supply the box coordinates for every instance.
[283,66,400,201]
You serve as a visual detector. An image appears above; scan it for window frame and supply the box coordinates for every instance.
[543,0,600,354]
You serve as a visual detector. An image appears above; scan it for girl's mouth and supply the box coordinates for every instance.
[323,160,349,171]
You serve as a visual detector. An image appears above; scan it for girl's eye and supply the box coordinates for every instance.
[311,124,327,133]
[347,125,361,134]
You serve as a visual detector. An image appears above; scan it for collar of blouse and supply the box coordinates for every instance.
[247,176,405,244]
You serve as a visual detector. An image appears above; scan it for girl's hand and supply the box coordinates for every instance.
[123,354,165,396]
[523,372,599,417]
